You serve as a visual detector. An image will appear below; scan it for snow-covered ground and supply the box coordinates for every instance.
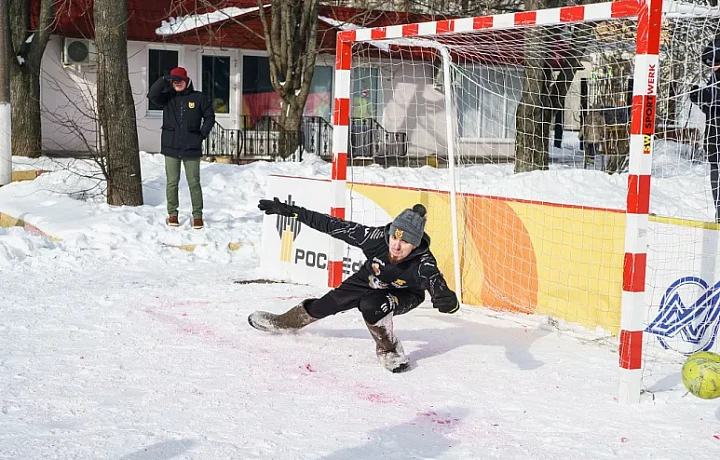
[1,150,719,459]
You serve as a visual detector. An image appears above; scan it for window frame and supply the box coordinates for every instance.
[198,49,235,121]
[350,63,384,122]
[455,64,523,142]
[146,44,184,116]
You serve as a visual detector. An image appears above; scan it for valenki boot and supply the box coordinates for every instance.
[248,299,318,332]
[366,313,409,373]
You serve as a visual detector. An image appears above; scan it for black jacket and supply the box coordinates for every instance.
[689,70,720,163]
[295,207,458,310]
[147,77,215,158]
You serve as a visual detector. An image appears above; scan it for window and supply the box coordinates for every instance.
[148,49,178,111]
[202,56,231,114]
[352,66,381,120]
[456,66,523,139]
[306,65,333,121]
[242,55,277,127]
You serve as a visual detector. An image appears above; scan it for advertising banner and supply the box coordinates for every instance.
[260,176,378,286]
[259,176,332,286]
[644,219,720,354]
[260,175,720,355]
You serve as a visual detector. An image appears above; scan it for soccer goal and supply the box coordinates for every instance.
[329,0,720,404]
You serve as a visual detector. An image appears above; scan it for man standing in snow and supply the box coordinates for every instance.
[147,67,215,229]
[249,199,460,373]
[690,36,720,223]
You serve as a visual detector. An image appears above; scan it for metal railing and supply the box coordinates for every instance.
[302,116,333,160]
[204,115,407,164]
[349,117,408,160]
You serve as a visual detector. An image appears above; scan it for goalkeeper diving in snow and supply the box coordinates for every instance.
[249,198,460,373]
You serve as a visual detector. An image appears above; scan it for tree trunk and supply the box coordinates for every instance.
[9,69,41,158]
[0,0,11,186]
[279,108,302,159]
[258,0,319,158]
[514,26,552,173]
[8,0,55,158]
[95,0,143,206]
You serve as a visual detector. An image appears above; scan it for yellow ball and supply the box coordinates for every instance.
[681,351,720,400]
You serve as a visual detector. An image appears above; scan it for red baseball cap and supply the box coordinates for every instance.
[169,67,188,82]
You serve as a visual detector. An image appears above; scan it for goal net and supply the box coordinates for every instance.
[330,0,720,403]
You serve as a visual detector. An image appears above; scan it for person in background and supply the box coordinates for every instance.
[248,199,459,373]
[690,36,720,223]
[147,67,215,229]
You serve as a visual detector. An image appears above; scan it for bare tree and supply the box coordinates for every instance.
[94,0,143,205]
[257,0,320,158]
[0,0,11,186]
[8,0,57,158]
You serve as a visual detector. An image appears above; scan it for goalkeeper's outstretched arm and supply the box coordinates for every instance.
[258,198,386,253]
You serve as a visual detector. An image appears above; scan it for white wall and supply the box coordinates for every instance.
[40,37,202,154]
[41,36,98,153]
[381,60,449,158]
[381,61,517,160]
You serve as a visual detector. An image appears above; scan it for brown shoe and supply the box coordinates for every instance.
[192,217,204,229]
[166,215,179,227]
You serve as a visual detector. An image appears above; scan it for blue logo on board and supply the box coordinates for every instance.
[645,276,720,355]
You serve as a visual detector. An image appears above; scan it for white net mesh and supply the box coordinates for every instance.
[340,2,720,395]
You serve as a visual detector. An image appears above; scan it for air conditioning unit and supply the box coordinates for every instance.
[62,38,96,66]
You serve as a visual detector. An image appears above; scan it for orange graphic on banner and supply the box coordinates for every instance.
[464,196,538,313]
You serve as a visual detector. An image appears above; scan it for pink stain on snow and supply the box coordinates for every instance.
[304,364,316,373]
[713,434,720,440]
[145,307,218,340]
[419,410,460,427]
[363,393,394,404]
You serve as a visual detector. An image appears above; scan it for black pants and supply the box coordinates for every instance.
[711,160,720,223]
[305,271,425,325]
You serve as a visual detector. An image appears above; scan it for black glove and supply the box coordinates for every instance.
[164,75,183,82]
[258,197,298,217]
[434,294,460,314]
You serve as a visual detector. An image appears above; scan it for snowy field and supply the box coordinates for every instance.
[1,151,719,459]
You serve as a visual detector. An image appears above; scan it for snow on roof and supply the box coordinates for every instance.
[155,6,260,36]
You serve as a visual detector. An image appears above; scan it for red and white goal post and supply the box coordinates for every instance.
[330,0,720,404]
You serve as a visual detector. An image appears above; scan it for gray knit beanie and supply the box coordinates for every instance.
[389,204,427,247]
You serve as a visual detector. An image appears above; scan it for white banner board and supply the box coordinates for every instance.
[644,221,720,355]
[259,176,720,357]
[259,175,392,287]
[259,175,333,286]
